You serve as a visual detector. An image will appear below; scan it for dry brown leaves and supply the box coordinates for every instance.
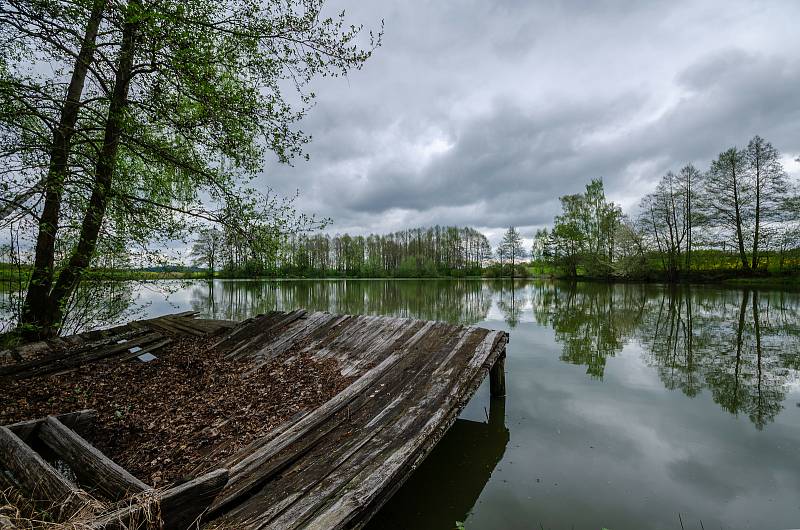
[0,337,353,487]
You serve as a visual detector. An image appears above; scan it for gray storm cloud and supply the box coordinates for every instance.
[254,0,800,244]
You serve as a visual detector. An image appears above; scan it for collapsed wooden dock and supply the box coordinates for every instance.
[1,310,508,529]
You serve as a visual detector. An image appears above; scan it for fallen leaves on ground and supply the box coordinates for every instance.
[1,337,353,488]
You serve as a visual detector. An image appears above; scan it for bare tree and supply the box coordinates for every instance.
[703,147,752,272]
[745,135,788,270]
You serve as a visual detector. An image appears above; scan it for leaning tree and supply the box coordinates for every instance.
[1,0,381,338]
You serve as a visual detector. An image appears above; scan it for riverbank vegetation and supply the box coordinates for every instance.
[532,136,799,281]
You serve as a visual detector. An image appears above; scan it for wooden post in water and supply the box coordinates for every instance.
[489,349,506,397]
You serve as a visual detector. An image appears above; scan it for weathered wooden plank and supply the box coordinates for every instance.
[213,320,438,513]
[295,314,353,356]
[339,317,413,377]
[38,416,150,500]
[226,310,308,360]
[89,468,228,530]
[256,326,483,529]
[0,426,90,521]
[310,315,376,361]
[160,468,229,529]
[209,311,279,351]
[6,409,98,443]
[299,331,507,530]
[146,316,207,337]
[2,332,164,379]
[245,312,335,375]
[219,322,472,528]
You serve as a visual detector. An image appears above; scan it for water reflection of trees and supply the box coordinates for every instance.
[529,281,800,429]
[644,288,800,430]
[188,279,800,429]
[492,280,528,328]
[190,279,494,326]
[530,282,650,378]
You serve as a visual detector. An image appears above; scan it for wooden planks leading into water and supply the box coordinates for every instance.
[207,310,509,530]
[1,310,507,529]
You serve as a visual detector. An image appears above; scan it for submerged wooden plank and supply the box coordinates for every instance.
[38,416,150,500]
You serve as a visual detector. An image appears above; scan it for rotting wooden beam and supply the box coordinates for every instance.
[160,468,229,529]
[38,416,150,501]
[0,426,91,521]
[489,349,507,398]
[7,409,97,443]
[88,468,228,530]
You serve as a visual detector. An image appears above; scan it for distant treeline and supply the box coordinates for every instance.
[187,134,799,281]
[191,226,502,278]
[533,135,800,280]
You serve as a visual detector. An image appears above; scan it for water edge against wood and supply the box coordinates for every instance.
[3,279,800,529]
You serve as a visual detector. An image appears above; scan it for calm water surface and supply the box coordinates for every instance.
[6,279,800,529]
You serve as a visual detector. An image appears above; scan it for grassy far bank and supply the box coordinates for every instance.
[2,257,798,286]
[529,248,800,285]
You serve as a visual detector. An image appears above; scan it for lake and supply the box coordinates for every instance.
[4,279,800,529]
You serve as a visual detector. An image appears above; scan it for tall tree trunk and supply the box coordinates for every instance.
[752,155,761,271]
[686,175,692,273]
[20,0,106,338]
[731,163,751,273]
[46,2,140,333]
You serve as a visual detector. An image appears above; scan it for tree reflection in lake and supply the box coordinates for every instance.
[529,282,650,378]
[525,282,800,429]
[177,279,800,430]
[493,279,527,328]
[189,279,494,325]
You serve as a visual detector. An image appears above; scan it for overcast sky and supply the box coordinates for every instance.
[256,0,800,245]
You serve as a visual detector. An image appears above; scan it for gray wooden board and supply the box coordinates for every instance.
[38,416,150,500]
[0,310,507,530]
[0,425,91,521]
[208,311,508,530]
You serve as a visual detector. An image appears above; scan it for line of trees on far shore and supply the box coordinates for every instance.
[532,136,800,280]
[191,226,499,278]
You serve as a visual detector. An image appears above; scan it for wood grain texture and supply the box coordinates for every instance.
[38,416,150,500]
[6,409,97,443]
[206,311,508,530]
[0,425,90,521]
[2,310,508,530]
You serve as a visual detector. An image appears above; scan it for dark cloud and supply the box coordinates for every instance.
[255,0,800,244]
